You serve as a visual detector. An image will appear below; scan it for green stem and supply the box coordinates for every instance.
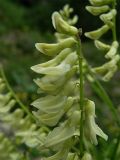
[110,135,120,160]
[111,1,120,159]
[0,66,36,121]
[112,0,117,41]
[76,32,84,157]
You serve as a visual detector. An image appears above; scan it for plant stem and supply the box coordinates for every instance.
[92,79,120,126]
[0,66,36,121]
[76,31,84,156]
[110,134,120,160]
[110,1,120,159]
[112,0,117,41]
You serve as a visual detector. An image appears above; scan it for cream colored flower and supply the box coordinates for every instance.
[35,38,77,56]
[85,24,110,39]
[52,12,78,35]
[84,99,108,145]
[82,152,92,160]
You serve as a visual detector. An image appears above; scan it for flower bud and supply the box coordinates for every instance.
[0,92,12,108]
[60,4,73,17]
[64,97,74,112]
[86,5,110,16]
[85,24,109,39]
[35,37,77,56]
[93,55,120,81]
[103,65,117,81]
[0,99,16,113]
[70,110,81,126]
[66,153,79,160]
[93,55,120,74]
[0,83,5,92]
[55,32,69,42]
[61,4,73,17]
[94,40,110,51]
[105,41,119,59]
[86,74,94,82]
[52,12,78,35]
[81,152,92,160]
[89,0,113,6]
[68,15,78,25]
[85,99,95,116]
[100,9,117,23]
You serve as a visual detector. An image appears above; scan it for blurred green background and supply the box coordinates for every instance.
[0,0,120,137]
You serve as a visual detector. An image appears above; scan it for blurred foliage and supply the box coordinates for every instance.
[0,0,26,34]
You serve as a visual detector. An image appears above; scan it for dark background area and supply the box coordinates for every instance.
[0,0,120,37]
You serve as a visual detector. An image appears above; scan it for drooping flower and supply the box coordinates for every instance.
[52,12,78,35]
[35,37,77,56]
[84,99,108,145]
[81,152,92,160]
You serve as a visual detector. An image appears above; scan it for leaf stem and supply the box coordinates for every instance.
[0,66,36,121]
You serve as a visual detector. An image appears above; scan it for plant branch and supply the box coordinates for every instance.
[0,66,36,121]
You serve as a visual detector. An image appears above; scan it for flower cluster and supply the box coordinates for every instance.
[31,5,108,159]
[0,76,48,157]
[85,0,120,81]
[0,133,24,160]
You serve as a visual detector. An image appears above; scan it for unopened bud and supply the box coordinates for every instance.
[68,15,78,25]
[100,9,117,23]
[52,12,78,35]
[35,37,77,56]
[82,152,92,160]
[86,5,110,16]
[85,24,109,39]
[70,110,81,126]
[105,41,119,59]
[94,40,110,51]
[89,0,113,6]
[85,99,95,116]
[103,65,117,81]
